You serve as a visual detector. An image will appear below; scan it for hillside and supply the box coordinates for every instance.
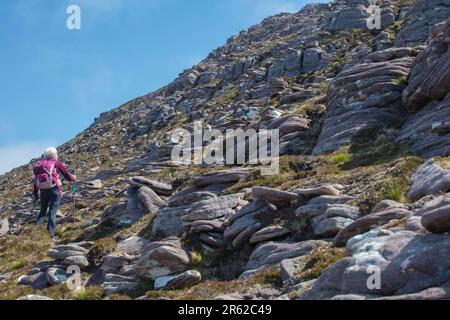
[0,0,450,300]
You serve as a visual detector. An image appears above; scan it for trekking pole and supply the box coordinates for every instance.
[72,177,77,215]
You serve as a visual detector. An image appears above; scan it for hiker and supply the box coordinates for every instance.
[33,147,76,238]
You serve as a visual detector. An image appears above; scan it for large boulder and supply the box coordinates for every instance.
[397,19,450,157]
[333,208,412,247]
[252,186,299,207]
[418,193,450,234]
[407,160,450,201]
[300,230,450,299]
[154,270,202,291]
[191,169,250,188]
[135,238,190,280]
[313,47,417,155]
[395,0,450,47]
[246,240,327,271]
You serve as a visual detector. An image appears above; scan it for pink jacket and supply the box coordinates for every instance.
[33,160,76,197]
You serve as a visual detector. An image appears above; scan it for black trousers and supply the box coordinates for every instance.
[36,188,61,237]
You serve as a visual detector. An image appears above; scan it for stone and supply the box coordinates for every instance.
[191,169,250,188]
[62,256,89,269]
[313,47,417,155]
[252,186,299,207]
[199,233,225,248]
[102,281,137,296]
[190,220,225,233]
[45,268,68,285]
[372,200,408,214]
[182,194,244,222]
[300,230,450,299]
[168,189,217,207]
[396,18,450,157]
[154,270,202,290]
[0,218,9,237]
[117,236,151,256]
[17,272,48,290]
[327,2,369,32]
[249,226,291,244]
[136,237,190,280]
[101,253,134,273]
[224,214,260,241]
[294,185,340,198]
[17,295,53,300]
[395,1,450,47]
[232,223,263,248]
[47,247,88,261]
[419,193,450,233]
[246,240,327,270]
[127,177,173,196]
[136,186,165,214]
[333,208,412,247]
[397,93,450,158]
[152,205,190,238]
[407,160,450,201]
[311,216,354,237]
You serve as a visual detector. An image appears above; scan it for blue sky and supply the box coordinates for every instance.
[0,0,327,174]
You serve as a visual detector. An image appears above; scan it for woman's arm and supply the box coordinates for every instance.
[56,161,76,182]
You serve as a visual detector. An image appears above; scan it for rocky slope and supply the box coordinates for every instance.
[0,0,450,300]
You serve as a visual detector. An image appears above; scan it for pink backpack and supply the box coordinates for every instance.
[35,160,61,190]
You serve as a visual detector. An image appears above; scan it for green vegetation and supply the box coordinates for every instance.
[71,286,104,300]
[330,152,351,165]
[296,244,346,282]
[87,237,117,267]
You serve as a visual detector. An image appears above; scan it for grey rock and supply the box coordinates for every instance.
[136,186,165,214]
[294,185,341,198]
[45,268,68,285]
[101,253,134,273]
[62,255,89,269]
[301,230,450,299]
[0,218,9,237]
[419,193,450,233]
[136,237,190,280]
[333,208,412,247]
[117,236,151,256]
[127,177,173,196]
[313,48,417,155]
[249,226,291,244]
[192,169,250,188]
[252,186,299,207]
[154,270,201,290]
[246,240,327,270]
[311,216,355,237]
[17,295,53,300]
[407,160,450,201]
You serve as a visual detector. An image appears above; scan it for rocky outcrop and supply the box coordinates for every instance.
[300,230,450,299]
[419,193,450,234]
[395,0,450,47]
[313,47,417,155]
[246,240,326,271]
[397,18,450,157]
[407,160,450,201]
[333,207,411,247]
[135,237,190,280]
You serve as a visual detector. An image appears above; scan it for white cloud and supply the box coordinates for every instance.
[0,140,57,175]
